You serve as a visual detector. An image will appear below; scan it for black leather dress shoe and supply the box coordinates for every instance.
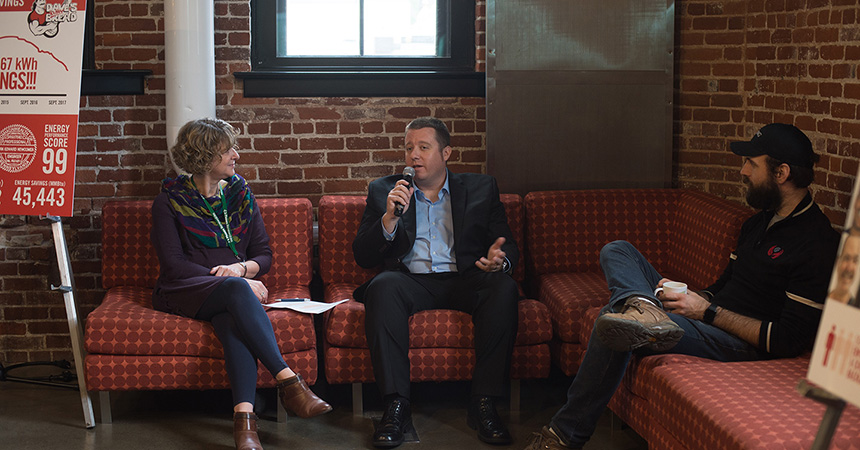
[467,396,512,445]
[373,399,412,448]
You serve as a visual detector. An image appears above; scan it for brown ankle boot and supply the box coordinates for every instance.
[277,374,332,418]
[233,412,263,450]
[594,296,684,352]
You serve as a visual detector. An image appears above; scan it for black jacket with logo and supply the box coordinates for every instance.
[703,193,839,358]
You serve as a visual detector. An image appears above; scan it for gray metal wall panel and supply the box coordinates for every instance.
[494,0,671,71]
[486,0,674,194]
[492,83,668,191]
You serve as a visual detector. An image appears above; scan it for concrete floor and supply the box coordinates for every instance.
[0,364,648,450]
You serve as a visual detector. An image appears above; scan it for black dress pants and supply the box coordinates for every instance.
[363,270,520,399]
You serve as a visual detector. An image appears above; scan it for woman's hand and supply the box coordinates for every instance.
[245,279,270,304]
[210,262,245,277]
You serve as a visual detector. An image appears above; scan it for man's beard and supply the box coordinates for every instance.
[745,175,782,211]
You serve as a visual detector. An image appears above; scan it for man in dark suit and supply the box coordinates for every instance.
[353,117,520,448]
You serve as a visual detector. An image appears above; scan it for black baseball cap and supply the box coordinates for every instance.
[730,123,815,169]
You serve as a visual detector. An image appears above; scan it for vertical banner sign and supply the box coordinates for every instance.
[0,0,85,217]
[808,169,860,409]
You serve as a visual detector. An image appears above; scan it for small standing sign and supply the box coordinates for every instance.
[0,0,93,428]
[803,163,860,447]
[1,0,84,217]
[808,171,860,409]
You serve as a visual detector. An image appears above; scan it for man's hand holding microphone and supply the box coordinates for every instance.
[382,167,415,234]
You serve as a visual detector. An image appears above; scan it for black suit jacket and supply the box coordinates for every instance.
[352,169,518,301]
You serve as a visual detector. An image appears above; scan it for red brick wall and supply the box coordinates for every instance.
[676,0,860,225]
[2,0,859,363]
[0,0,488,364]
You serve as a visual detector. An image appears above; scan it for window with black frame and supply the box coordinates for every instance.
[80,0,150,96]
[238,0,484,97]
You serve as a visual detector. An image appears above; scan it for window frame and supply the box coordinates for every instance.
[237,0,484,97]
[80,0,150,96]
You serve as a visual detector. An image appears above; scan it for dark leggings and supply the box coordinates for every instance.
[196,277,289,406]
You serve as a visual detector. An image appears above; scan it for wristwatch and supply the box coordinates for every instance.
[501,258,510,274]
[703,303,718,325]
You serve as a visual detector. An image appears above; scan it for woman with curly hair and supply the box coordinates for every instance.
[151,118,331,450]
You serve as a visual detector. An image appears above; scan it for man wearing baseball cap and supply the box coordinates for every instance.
[731,122,817,167]
[524,124,839,450]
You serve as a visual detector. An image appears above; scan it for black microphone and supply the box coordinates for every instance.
[394,166,415,217]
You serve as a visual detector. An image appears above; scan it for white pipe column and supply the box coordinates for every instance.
[165,0,216,174]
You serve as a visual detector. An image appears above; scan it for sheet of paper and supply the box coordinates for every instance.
[265,298,349,314]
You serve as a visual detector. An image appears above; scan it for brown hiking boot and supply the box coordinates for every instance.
[594,297,684,352]
[524,426,578,449]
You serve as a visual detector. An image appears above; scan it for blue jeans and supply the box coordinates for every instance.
[550,240,763,448]
[197,277,289,406]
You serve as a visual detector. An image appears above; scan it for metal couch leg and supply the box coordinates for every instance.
[352,383,363,417]
[277,391,287,423]
[98,391,112,424]
[510,379,521,420]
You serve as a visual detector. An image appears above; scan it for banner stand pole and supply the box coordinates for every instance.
[797,379,846,450]
[47,214,95,429]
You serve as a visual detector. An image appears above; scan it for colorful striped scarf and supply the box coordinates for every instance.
[161,174,255,249]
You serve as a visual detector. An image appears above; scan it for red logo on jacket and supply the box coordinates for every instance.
[768,245,784,259]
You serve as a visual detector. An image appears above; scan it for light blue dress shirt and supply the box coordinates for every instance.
[383,175,457,273]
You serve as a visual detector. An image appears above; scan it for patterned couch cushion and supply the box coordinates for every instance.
[102,200,160,289]
[318,195,380,286]
[525,188,750,281]
[580,305,843,449]
[605,352,716,445]
[525,189,679,276]
[665,190,752,289]
[255,198,314,288]
[324,341,551,385]
[576,305,744,444]
[541,272,607,343]
[84,350,318,392]
[649,356,860,449]
[101,198,314,289]
[85,286,316,357]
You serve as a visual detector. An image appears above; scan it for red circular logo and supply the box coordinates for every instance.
[768,245,784,259]
[0,124,37,174]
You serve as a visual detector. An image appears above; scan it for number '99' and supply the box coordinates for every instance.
[42,148,67,175]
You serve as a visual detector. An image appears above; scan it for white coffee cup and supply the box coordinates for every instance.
[654,281,688,297]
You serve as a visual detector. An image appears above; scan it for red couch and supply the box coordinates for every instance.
[526,188,860,449]
[525,188,753,376]
[85,198,318,423]
[317,194,552,414]
[579,306,860,449]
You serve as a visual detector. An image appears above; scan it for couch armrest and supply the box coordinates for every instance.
[666,190,752,288]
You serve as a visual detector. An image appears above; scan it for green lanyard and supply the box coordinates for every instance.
[200,185,241,261]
